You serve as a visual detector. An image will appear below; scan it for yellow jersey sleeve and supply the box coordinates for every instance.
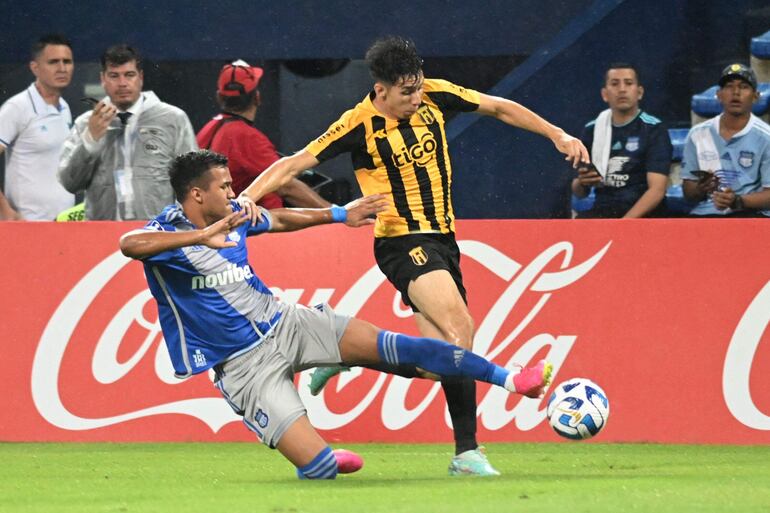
[304,108,366,164]
[422,78,481,113]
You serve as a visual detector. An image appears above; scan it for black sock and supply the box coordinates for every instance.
[362,362,422,379]
[442,377,478,455]
[363,362,479,454]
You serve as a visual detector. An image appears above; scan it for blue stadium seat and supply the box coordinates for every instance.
[665,184,691,215]
[751,30,770,59]
[751,31,770,85]
[665,128,692,215]
[668,128,689,162]
[691,83,770,117]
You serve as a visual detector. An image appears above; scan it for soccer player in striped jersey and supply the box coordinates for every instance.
[239,35,582,476]
[120,149,552,479]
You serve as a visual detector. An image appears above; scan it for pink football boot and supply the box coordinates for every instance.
[333,449,364,474]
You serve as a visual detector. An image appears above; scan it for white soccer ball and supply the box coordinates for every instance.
[546,378,609,440]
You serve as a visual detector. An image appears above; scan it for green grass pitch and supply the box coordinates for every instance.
[1,442,768,513]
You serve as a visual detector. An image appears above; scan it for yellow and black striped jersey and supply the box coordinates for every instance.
[304,78,481,238]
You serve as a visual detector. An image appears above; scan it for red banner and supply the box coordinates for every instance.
[1,220,768,444]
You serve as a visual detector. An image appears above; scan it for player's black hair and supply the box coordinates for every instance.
[101,44,143,72]
[170,150,229,201]
[604,62,642,86]
[31,34,72,60]
[365,35,423,85]
[218,89,258,112]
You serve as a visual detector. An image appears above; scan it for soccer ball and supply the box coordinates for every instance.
[546,378,609,440]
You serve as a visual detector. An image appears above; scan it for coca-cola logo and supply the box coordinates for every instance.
[304,240,613,432]
[723,279,770,429]
[31,239,620,435]
[31,251,240,432]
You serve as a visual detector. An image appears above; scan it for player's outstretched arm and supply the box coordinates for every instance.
[119,211,249,259]
[240,150,320,206]
[476,93,589,167]
[268,194,388,233]
[278,178,331,208]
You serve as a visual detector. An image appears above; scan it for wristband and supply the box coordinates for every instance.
[330,204,347,223]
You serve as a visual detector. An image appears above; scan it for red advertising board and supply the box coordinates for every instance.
[1,220,768,444]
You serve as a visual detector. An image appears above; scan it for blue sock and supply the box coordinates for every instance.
[296,446,338,480]
[376,330,509,387]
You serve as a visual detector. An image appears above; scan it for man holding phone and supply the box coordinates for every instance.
[681,64,770,217]
[58,44,197,220]
[571,63,672,218]
[0,34,75,220]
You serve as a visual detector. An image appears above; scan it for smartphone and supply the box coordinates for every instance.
[691,170,713,180]
[80,97,100,108]
[579,162,601,177]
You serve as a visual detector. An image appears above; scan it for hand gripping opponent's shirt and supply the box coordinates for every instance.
[304,79,481,238]
[140,201,283,378]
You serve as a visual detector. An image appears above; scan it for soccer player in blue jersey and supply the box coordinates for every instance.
[120,149,552,480]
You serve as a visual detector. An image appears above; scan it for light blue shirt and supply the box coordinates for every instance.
[681,114,770,216]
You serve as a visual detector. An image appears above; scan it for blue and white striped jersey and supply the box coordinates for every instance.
[142,201,285,378]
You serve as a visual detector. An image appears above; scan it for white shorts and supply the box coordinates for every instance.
[213,302,349,448]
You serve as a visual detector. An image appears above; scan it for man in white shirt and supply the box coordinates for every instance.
[0,34,75,220]
[58,44,197,220]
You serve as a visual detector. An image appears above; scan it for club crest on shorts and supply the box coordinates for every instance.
[255,409,269,428]
[409,246,428,266]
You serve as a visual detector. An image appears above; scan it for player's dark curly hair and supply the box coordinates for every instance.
[365,36,423,85]
[170,150,229,201]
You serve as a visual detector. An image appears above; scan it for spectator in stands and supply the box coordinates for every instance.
[0,34,75,220]
[681,64,770,217]
[58,44,197,220]
[572,63,672,218]
[197,60,329,208]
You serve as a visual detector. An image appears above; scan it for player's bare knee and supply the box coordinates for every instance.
[438,312,474,349]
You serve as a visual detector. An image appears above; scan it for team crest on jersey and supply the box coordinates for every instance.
[228,230,241,243]
[192,349,207,368]
[255,409,269,428]
[409,246,428,266]
[417,105,435,125]
[738,151,754,168]
[625,137,640,152]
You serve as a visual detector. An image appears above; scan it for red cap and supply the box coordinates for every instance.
[217,59,264,97]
